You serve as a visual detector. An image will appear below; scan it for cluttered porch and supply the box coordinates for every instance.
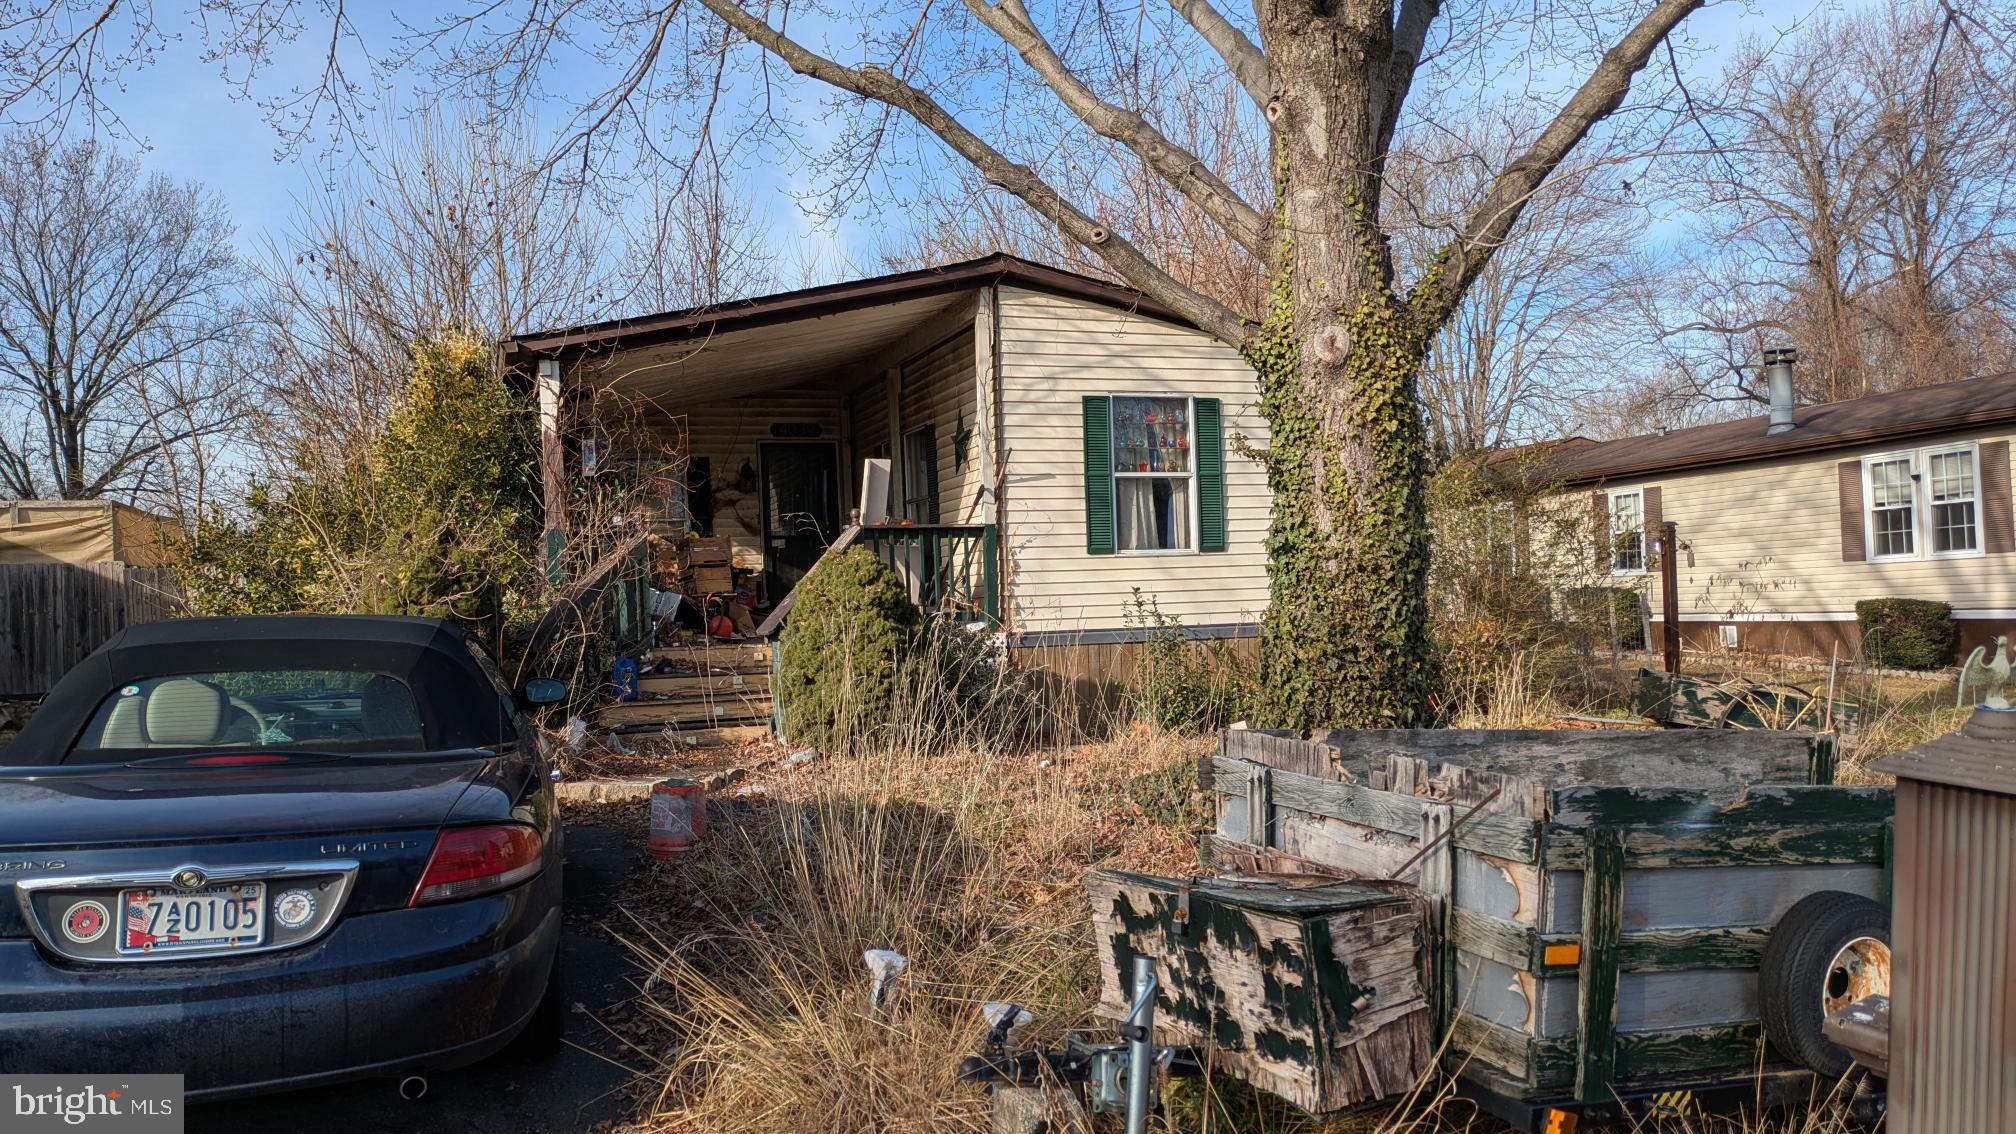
[504,268,1007,740]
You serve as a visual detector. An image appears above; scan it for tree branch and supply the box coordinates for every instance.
[1409,0,1703,329]
[964,0,1268,257]
[695,0,1250,346]
[1163,0,1271,112]
[1371,0,1439,161]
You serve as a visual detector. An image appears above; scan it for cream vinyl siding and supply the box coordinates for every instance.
[675,389,843,569]
[997,286,1269,633]
[899,328,980,522]
[1587,428,2016,622]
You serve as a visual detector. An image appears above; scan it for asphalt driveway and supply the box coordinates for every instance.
[189,818,643,1134]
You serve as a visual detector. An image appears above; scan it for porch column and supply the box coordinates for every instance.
[536,358,566,585]
[970,287,996,519]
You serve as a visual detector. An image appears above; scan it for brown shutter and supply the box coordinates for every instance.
[1838,460,1866,562]
[1591,490,1610,572]
[1983,439,2014,554]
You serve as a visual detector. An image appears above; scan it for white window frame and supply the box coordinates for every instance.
[1607,488,1646,576]
[1924,442,1983,560]
[1110,392,1199,556]
[1862,443,1984,562]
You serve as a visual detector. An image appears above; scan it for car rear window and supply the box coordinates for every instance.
[69,670,427,760]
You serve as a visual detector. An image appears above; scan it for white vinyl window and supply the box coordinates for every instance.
[1111,394,1196,553]
[1863,444,1982,561]
[1866,454,1917,559]
[1927,447,1979,555]
[1608,489,1645,574]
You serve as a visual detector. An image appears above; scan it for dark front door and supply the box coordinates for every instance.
[759,441,843,599]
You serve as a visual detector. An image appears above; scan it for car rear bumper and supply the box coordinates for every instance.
[0,873,560,1100]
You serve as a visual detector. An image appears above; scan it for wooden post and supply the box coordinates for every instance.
[536,359,567,586]
[1575,827,1625,1104]
[1658,520,1681,673]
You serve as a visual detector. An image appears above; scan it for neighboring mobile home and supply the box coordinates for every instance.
[500,255,1269,689]
[1512,367,2016,661]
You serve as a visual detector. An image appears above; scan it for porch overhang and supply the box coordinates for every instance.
[498,251,1185,403]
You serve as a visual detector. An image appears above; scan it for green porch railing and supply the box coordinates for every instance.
[854,523,999,625]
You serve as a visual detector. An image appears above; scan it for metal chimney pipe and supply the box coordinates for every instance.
[1764,347,1798,435]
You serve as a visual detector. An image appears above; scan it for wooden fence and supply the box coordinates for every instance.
[0,563,183,696]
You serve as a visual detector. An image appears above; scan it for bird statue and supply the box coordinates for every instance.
[1957,635,2013,710]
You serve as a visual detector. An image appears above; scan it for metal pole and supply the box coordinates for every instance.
[1124,955,1156,1134]
[1660,521,1681,674]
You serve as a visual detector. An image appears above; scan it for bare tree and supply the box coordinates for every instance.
[619,151,781,311]
[0,134,245,503]
[1657,0,2016,408]
[1384,116,1654,453]
[253,110,621,469]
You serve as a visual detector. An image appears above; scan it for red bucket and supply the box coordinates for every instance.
[649,777,707,860]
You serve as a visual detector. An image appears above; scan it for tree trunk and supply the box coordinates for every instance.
[1251,2,1436,729]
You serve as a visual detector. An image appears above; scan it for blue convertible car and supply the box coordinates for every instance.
[0,615,567,1100]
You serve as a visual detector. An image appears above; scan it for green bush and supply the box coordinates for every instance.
[1858,598,1956,669]
[1123,590,1255,733]
[777,548,921,751]
[176,335,538,650]
[1563,586,1646,651]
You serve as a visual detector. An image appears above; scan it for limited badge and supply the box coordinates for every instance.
[63,899,110,944]
[273,888,316,929]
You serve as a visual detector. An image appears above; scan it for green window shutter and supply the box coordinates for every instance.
[1196,397,1227,553]
[1082,396,1115,554]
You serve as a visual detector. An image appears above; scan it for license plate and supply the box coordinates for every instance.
[117,883,266,955]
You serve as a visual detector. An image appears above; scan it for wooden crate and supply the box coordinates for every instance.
[687,565,734,592]
[1201,728,1892,1109]
[1087,870,1433,1113]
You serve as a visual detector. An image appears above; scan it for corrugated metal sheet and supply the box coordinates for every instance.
[1887,775,2014,1134]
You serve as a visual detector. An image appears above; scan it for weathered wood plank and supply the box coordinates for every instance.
[1085,869,1433,1114]
[1447,1009,1533,1084]
[1544,823,1887,870]
[1547,863,1882,934]
[1550,784,1893,829]
[1574,828,1624,1104]
[1308,727,1815,793]
[0,563,181,696]
[1213,756,1541,864]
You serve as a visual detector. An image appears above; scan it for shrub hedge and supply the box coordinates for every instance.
[777,547,921,751]
[1857,598,1956,669]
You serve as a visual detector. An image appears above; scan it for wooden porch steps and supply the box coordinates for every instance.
[592,639,775,735]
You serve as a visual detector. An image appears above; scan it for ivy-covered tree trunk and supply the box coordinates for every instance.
[687,0,1703,731]
[1250,2,1436,729]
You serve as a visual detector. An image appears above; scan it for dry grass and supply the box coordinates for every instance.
[604,725,1883,1134]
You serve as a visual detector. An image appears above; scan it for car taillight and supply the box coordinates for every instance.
[186,753,293,765]
[410,825,544,906]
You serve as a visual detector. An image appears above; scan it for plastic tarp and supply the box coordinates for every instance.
[0,502,177,566]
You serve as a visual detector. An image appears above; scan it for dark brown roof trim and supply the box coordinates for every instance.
[501,252,1189,360]
[1556,403,2016,487]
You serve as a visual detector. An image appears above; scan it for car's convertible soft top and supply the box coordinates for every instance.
[5,615,515,765]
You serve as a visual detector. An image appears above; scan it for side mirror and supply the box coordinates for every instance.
[521,678,567,705]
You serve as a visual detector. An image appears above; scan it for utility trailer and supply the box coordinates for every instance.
[1053,728,1895,1131]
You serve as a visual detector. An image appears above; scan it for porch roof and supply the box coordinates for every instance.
[499,252,1184,404]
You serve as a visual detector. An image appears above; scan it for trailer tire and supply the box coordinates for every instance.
[1760,891,1890,1079]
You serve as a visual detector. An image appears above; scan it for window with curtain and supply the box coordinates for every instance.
[1111,395,1194,552]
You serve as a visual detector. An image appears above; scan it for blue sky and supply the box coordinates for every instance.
[68,0,1853,293]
